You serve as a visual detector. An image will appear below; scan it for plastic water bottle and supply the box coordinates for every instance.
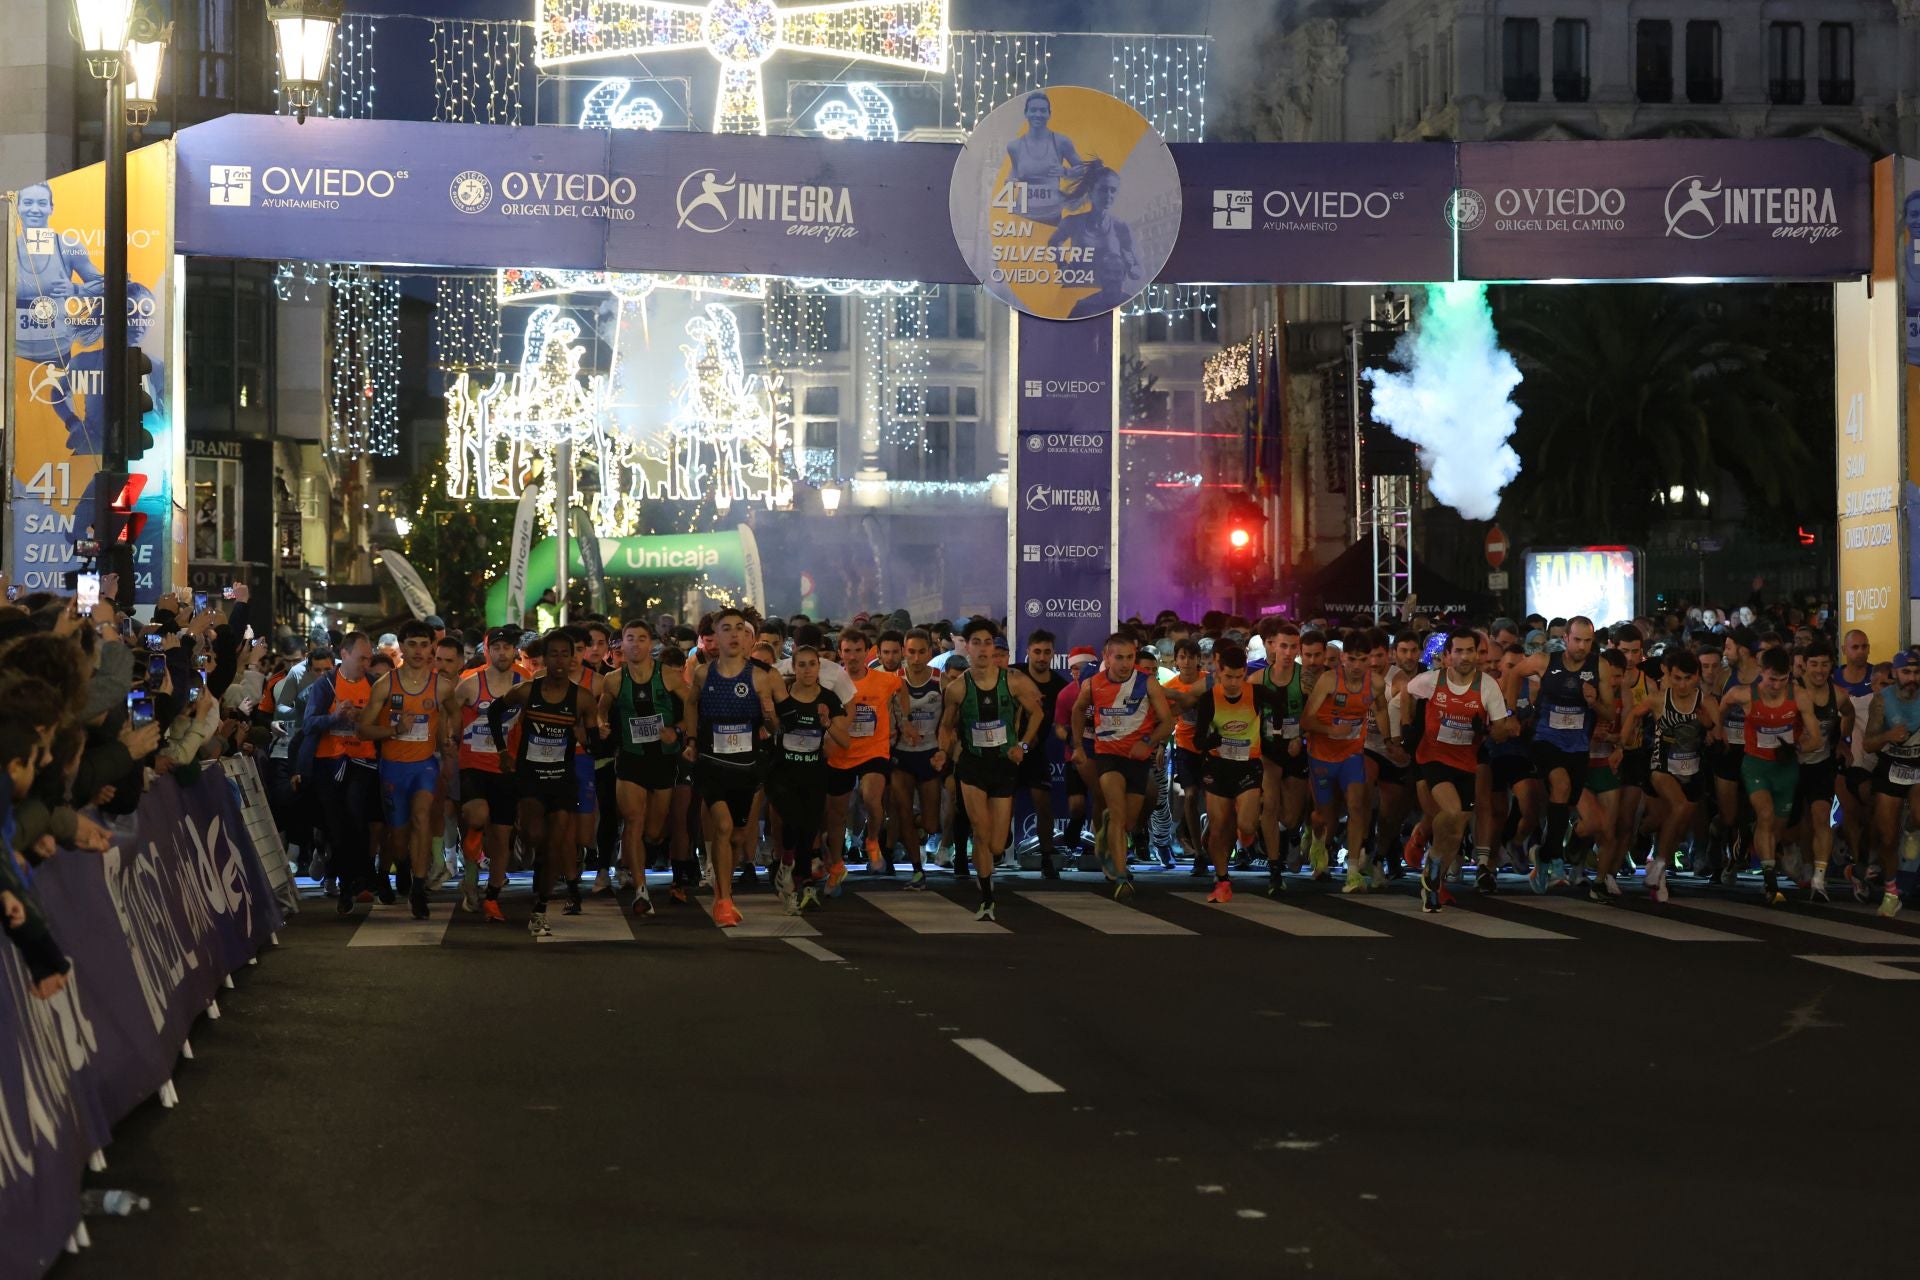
[80,1189,150,1216]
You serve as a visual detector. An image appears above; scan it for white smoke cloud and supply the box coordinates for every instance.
[1361,283,1522,521]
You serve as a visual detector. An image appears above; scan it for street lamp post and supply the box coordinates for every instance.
[73,0,136,481]
[268,0,343,123]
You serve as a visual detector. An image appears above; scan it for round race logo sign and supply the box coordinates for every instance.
[949,87,1181,322]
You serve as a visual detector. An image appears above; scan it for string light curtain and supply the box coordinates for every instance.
[950,33,1053,132]
[329,266,402,457]
[1108,35,1208,142]
[433,18,528,125]
[433,276,502,373]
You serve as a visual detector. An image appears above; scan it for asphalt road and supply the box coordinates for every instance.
[57,866,1920,1280]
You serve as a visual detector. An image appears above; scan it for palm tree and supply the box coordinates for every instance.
[1491,283,1827,543]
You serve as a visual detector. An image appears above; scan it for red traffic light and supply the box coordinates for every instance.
[1797,525,1816,547]
[100,472,149,544]
[1228,527,1252,550]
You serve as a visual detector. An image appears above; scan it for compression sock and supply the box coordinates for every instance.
[1544,802,1571,862]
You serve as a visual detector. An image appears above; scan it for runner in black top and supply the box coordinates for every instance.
[767,644,850,914]
[1018,629,1070,878]
[489,630,587,938]
[595,618,687,918]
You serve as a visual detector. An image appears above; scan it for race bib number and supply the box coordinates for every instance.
[1756,728,1790,750]
[1218,738,1252,762]
[970,719,1008,749]
[627,714,663,744]
[1437,718,1475,747]
[1281,717,1301,740]
[1332,719,1362,740]
[1889,762,1920,787]
[851,704,879,738]
[1667,750,1699,778]
[1548,707,1585,731]
[526,738,567,764]
[396,713,431,743]
[462,723,498,755]
[782,728,824,755]
[712,722,753,755]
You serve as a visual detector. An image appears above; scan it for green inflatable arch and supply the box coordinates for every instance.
[485,526,766,626]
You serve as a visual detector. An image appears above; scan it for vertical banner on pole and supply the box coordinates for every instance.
[1899,155,1920,638]
[1012,312,1117,651]
[7,142,175,603]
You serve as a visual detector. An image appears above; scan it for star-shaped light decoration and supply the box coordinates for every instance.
[534,0,948,134]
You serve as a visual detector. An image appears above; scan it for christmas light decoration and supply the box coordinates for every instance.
[813,80,896,140]
[433,18,527,124]
[328,266,400,457]
[644,302,787,508]
[580,76,664,130]
[1204,336,1257,403]
[533,0,948,134]
[950,32,1053,132]
[434,275,502,372]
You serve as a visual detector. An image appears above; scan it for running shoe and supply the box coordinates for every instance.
[1206,879,1234,904]
[1548,859,1570,889]
[335,890,354,917]
[796,885,822,913]
[1586,879,1614,905]
[826,861,849,898]
[374,882,396,906]
[866,842,887,875]
[1233,848,1256,872]
[528,911,552,939]
[631,883,654,917]
[1308,834,1330,880]
[565,881,583,915]
[736,863,758,891]
[1419,856,1442,913]
[1188,859,1210,879]
[1878,888,1904,919]
[1847,863,1872,903]
[1809,867,1829,902]
[1529,858,1550,895]
[1341,864,1367,895]
[1403,826,1430,870]
[1114,876,1136,902]
[1602,873,1623,898]
[669,885,690,906]
[713,899,744,928]
[1475,864,1497,895]
[482,899,507,923]
[1437,882,1458,908]
[905,870,927,891]
[1763,866,1788,906]
[409,879,430,920]
[1040,854,1060,881]
[1368,860,1389,891]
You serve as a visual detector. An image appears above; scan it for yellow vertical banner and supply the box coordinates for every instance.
[8,141,176,601]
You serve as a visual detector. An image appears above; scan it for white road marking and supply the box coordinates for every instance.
[784,937,845,962]
[952,1038,1065,1094]
[705,897,821,938]
[346,905,451,948]
[1339,893,1570,940]
[1498,896,1755,942]
[536,896,634,944]
[1794,954,1920,981]
[1672,899,1920,946]
[1173,892,1385,937]
[1015,891,1195,935]
[865,891,1007,934]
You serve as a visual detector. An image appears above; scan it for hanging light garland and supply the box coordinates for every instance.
[328,266,401,457]
[433,275,501,373]
[433,18,527,125]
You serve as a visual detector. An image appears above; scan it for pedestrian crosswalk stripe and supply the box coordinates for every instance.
[705,897,821,938]
[1496,896,1756,942]
[537,896,634,944]
[784,937,845,962]
[1794,954,1920,981]
[1670,899,1920,947]
[1014,890,1196,935]
[1172,892,1385,938]
[864,891,1007,935]
[346,904,452,948]
[1338,893,1571,940]
[1824,900,1920,932]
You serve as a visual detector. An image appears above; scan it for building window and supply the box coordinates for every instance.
[190,456,241,561]
[1636,21,1673,103]
[799,385,839,476]
[888,385,980,482]
[893,286,979,341]
[1141,306,1221,345]
[1819,23,1855,106]
[1685,21,1722,104]
[1411,52,1428,121]
[1551,20,1589,103]
[1768,23,1805,104]
[1434,32,1452,107]
[1501,19,1539,102]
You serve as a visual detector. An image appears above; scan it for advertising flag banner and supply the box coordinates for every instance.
[9,142,178,602]
[505,482,540,627]
[377,545,437,620]
[1011,313,1116,652]
[1456,139,1870,281]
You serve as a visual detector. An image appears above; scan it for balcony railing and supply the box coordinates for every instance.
[1819,77,1854,105]
[1552,74,1590,102]
[1637,74,1673,103]
[1503,74,1540,102]
[1686,76,1723,103]
[1768,78,1806,104]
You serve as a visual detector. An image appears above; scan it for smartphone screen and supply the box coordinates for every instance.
[187,682,202,705]
[193,591,208,614]
[126,691,155,729]
[145,633,164,652]
[148,654,168,684]
[76,573,100,611]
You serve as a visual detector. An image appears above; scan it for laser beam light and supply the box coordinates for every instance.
[1361,283,1522,522]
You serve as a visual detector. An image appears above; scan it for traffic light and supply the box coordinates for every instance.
[1220,492,1267,584]
[1797,525,1817,547]
[96,472,148,547]
[126,346,155,454]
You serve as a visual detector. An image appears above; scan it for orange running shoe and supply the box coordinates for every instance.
[865,840,886,874]
[669,885,690,905]
[1206,879,1234,904]
[481,899,506,923]
[1403,825,1430,866]
[713,898,744,928]
[463,828,483,859]
[827,861,849,897]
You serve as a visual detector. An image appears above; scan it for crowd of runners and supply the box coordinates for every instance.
[269,603,1919,935]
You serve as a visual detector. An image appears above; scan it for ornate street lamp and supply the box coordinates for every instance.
[122,15,173,128]
[269,0,342,123]
[71,0,135,80]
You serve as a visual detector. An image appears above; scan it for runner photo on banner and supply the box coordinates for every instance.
[949,86,1181,321]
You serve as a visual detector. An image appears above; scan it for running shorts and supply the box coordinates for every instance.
[694,759,759,824]
[826,757,890,796]
[955,751,1018,799]
[1618,747,1653,791]
[1277,743,1309,781]
[1741,754,1799,820]
[378,757,439,828]
[1489,752,1535,792]
[1710,745,1744,784]
[1796,758,1839,810]
[1307,753,1367,806]
[1094,753,1151,796]
[1651,766,1707,805]
[615,751,679,792]
[1365,747,1409,788]
[459,768,518,827]
[892,749,946,785]
[1844,764,1874,798]
[1586,760,1619,795]
[1015,745,1052,791]
[1418,761,1477,809]
[1173,747,1208,790]
[1203,757,1261,798]
[1066,754,1088,798]
[1529,743,1590,802]
[1872,755,1920,799]
[518,774,578,815]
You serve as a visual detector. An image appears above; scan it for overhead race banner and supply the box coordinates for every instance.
[484,528,758,625]
[1163,142,1457,284]
[1834,157,1904,656]
[1011,312,1117,653]
[9,142,179,601]
[172,116,1870,286]
[1456,139,1870,281]
[949,87,1181,320]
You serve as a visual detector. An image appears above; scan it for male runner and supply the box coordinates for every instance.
[889,628,947,888]
[1708,626,1764,881]
[1070,631,1175,900]
[1192,640,1262,904]
[1514,616,1613,888]
[488,631,588,937]
[1860,648,1920,918]
[939,619,1045,919]
[1165,638,1210,872]
[685,608,782,927]
[597,619,686,917]
[294,631,379,915]
[447,627,523,920]
[1018,629,1070,878]
[825,629,909,878]
[768,645,850,913]
[1635,648,1717,903]
[1403,629,1513,911]
[1249,625,1319,894]
[1718,647,1822,906]
[357,620,456,919]
[1791,639,1849,900]
[1832,630,1877,892]
[1303,635,1393,890]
